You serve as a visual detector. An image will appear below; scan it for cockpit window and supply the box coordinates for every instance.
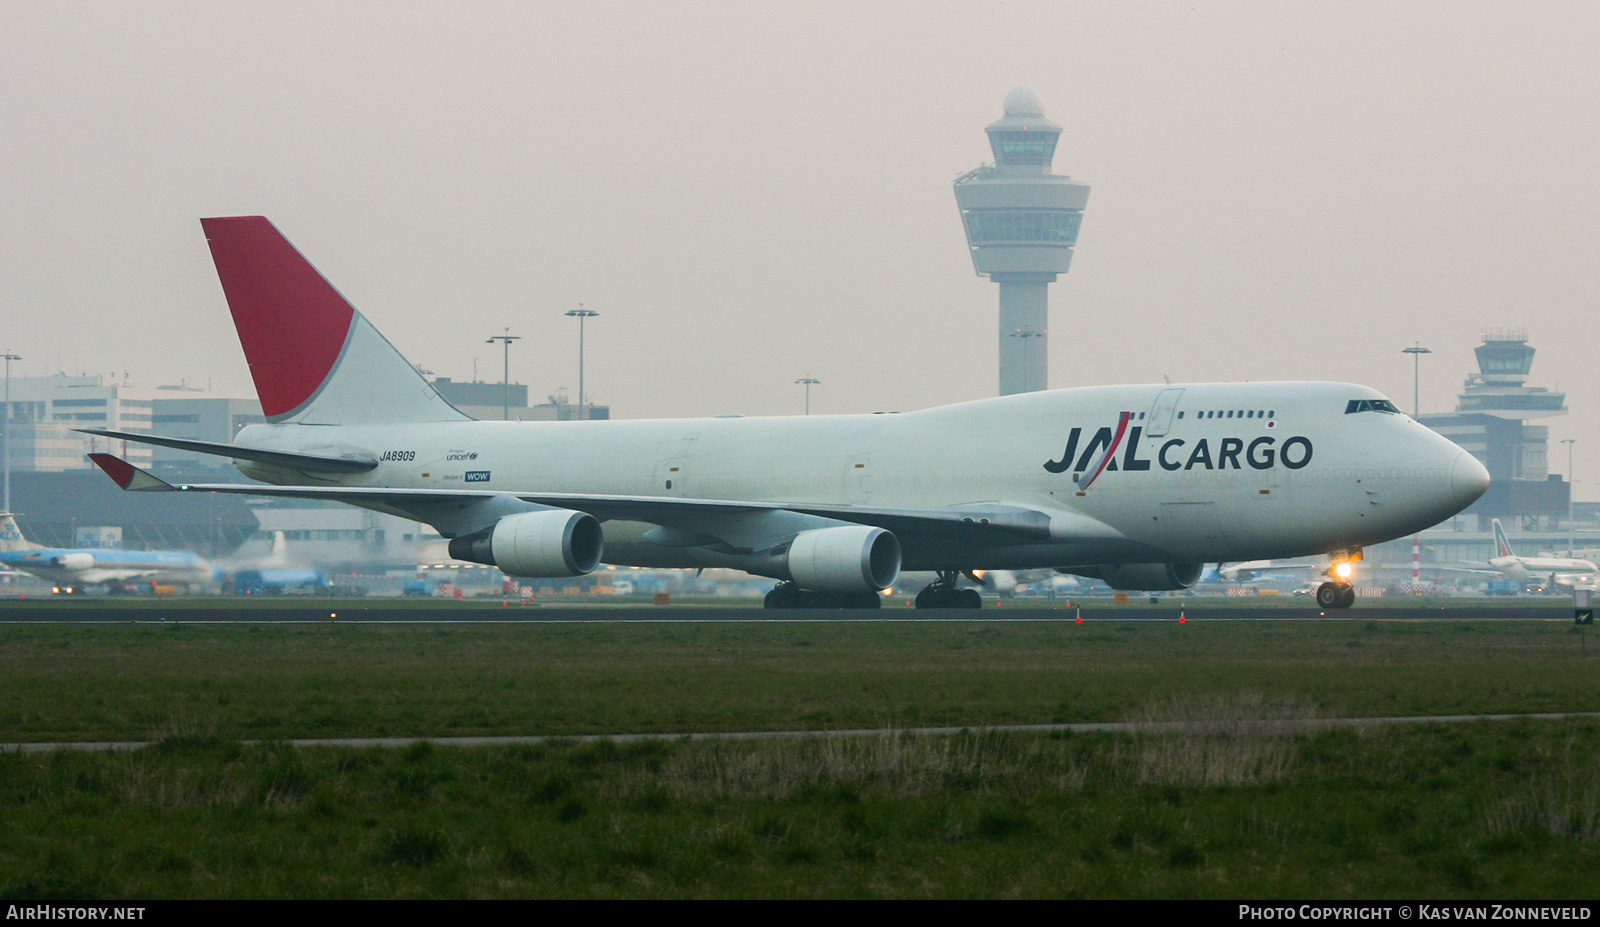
[1345,399,1402,415]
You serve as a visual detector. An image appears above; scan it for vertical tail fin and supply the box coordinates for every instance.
[0,514,39,552]
[201,217,469,426]
[1492,519,1515,558]
[267,531,290,567]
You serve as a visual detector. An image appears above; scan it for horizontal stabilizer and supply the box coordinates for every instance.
[80,429,377,473]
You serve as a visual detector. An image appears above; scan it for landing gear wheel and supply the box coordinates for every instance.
[1316,582,1355,609]
[765,583,804,609]
[766,583,883,609]
[915,571,983,610]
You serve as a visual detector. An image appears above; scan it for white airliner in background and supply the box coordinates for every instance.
[982,569,1081,598]
[85,217,1489,610]
[1485,518,1597,588]
[0,513,212,593]
[1210,560,1323,584]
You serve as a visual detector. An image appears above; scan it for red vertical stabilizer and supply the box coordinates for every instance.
[201,216,356,421]
[199,217,468,426]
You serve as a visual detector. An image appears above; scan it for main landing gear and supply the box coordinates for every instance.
[764,582,881,610]
[914,571,982,610]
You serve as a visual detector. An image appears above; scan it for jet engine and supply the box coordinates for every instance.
[447,509,603,577]
[1059,562,1203,592]
[781,526,901,594]
[50,553,95,571]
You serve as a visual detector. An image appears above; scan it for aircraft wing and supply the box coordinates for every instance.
[518,493,1055,543]
[80,429,378,474]
[1217,560,1323,581]
[89,454,1101,555]
[0,559,41,581]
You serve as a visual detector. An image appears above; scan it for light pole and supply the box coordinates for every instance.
[1564,438,1577,553]
[1,353,17,514]
[795,376,820,415]
[485,330,520,421]
[1400,343,1434,567]
[1401,343,1432,416]
[565,305,599,420]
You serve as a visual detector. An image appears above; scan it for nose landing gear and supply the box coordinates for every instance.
[1315,549,1362,609]
[1315,581,1356,609]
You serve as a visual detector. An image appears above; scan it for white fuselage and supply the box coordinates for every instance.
[230,381,1485,571]
[1489,555,1598,581]
[0,549,211,587]
[0,514,211,588]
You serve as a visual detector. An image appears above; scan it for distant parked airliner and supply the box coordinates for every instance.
[0,513,211,593]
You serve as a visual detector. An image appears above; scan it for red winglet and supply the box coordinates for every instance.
[88,453,136,488]
[88,454,174,492]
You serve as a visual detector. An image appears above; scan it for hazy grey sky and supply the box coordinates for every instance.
[3,2,1597,490]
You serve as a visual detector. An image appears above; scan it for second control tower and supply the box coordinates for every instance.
[954,88,1089,395]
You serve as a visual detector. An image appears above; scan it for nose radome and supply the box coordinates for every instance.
[1451,452,1491,507]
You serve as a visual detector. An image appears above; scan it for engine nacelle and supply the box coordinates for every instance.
[447,509,603,577]
[1059,562,1203,592]
[50,553,95,571]
[784,526,901,594]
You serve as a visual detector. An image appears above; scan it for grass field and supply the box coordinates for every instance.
[1,618,1594,741]
[1,617,1598,898]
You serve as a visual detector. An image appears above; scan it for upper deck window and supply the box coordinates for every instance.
[1345,399,1401,415]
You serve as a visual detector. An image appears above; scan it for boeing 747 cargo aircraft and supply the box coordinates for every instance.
[86,217,1489,610]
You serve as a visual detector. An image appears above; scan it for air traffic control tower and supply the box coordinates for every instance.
[954,87,1089,395]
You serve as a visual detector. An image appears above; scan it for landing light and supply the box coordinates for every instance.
[1334,562,1353,580]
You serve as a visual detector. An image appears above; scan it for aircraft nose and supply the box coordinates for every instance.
[1451,452,1491,508]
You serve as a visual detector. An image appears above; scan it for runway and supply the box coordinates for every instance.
[0,599,1578,623]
